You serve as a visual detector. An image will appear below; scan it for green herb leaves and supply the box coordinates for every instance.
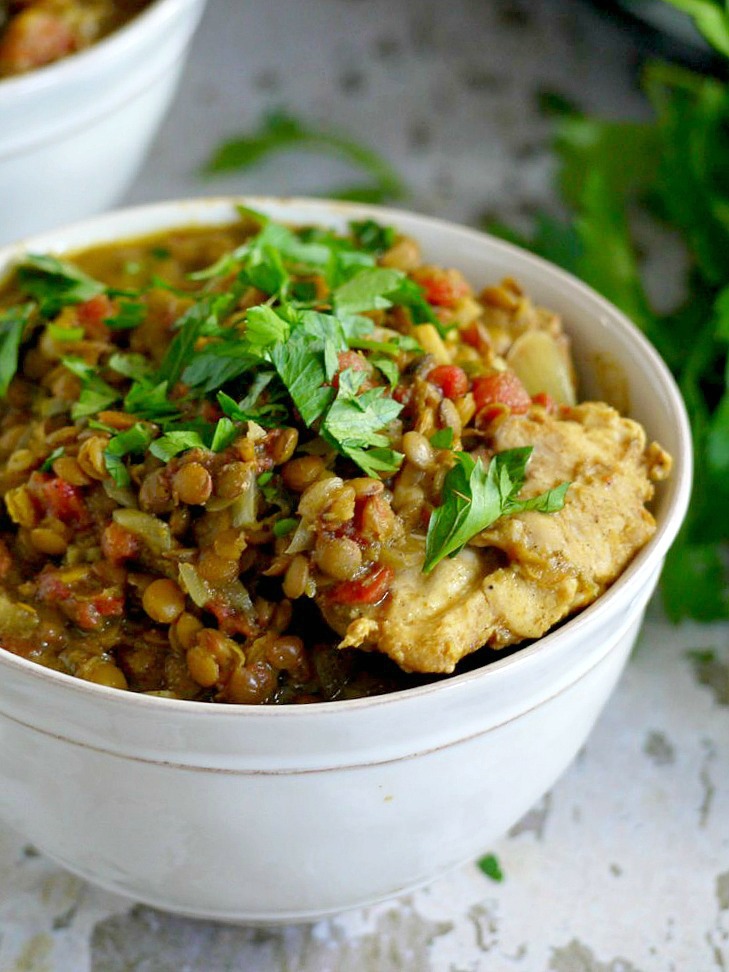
[0,304,31,397]
[104,424,155,486]
[662,0,729,58]
[423,448,569,573]
[496,50,729,623]
[202,110,406,204]
[16,254,105,317]
[321,369,403,476]
[61,358,119,420]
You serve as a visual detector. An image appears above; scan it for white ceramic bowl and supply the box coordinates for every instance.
[0,198,692,924]
[0,0,207,244]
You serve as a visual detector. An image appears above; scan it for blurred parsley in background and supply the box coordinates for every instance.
[491,0,729,623]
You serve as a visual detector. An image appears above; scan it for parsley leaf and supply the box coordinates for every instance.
[245,305,291,349]
[349,219,397,253]
[320,368,403,475]
[41,446,65,472]
[62,358,120,420]
[159,294,235,387]
[270,332,334,427]
[202,109,406,203]
[104,300,146,330]
[210,417,238,452]
[477,854,504,883]
[124,379,180,422]
[423,448,569,573]
[149,430,207,462]
[47,323,84,342]
[16,255,105,317]
[104,424,156,486]
[0,304,31,397]
[108,352,156,382]
[430,427,454,449]
[182,344,260,393]
[333,267,405,314]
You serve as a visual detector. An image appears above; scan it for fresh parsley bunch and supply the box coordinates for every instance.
[492,2,729,621]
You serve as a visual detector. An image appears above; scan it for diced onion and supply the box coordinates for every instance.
[0,593,38,635]
[230,469,258,528]
[113,509,172,553]
[505,330,577,405]
[103,481,138,508]
[285,520,314,555]
[178,563,213,608]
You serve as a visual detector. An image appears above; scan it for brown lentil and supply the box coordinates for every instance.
[186,645,220,687]
[196,550,240,585]
[315,536,363,580]
[271,427,299,465]
[281,455,325,493]
[226,660,276,704]
[402,431,434,470]
[282,554,309,599]
[76,435,110,480]
[142,579,186,624]
[214,461,250,499]
[173,462,213,505]
[29,528,68,556]
[52,455,92,486]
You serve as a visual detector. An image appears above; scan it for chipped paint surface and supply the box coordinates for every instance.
[0,1,728,970]
[549,939,644,972]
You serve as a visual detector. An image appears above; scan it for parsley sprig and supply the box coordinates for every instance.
[423,448,569,573]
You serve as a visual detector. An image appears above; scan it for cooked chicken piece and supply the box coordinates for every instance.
[323,402,671,674]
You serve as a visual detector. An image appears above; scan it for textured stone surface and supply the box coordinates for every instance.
[1,1,728,969]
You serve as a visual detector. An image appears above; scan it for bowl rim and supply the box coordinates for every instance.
[0,0,201,101]
[0,196,694,717]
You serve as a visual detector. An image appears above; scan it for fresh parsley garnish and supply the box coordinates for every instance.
[104,424,156,486]
[16,255,105,317]
[62,358,120,420]
[423,448,569,573]
[104,300,146,330]
[149,430,207,462]
[0,304,31,397]
[430,427,454,449]
[41,446,65,473]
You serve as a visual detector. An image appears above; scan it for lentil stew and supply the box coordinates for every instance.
[0,0,150,77]
[0,210,671,703]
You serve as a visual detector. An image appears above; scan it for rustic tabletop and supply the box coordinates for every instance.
[1,1,727,969]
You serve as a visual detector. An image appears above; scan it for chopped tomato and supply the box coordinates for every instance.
[329,564,394,605]
[472,372,531,416]
[531,391,557,413]
[393,382,412,406]
[413,268,470,308]
[74,594,124,631]
[76,294,113,340]
[101,523,140,564]
[28,473,87,526]
[460,321,490,353]
[332,350,374,390]
[428,365,469,399]
[206,598,257,638]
